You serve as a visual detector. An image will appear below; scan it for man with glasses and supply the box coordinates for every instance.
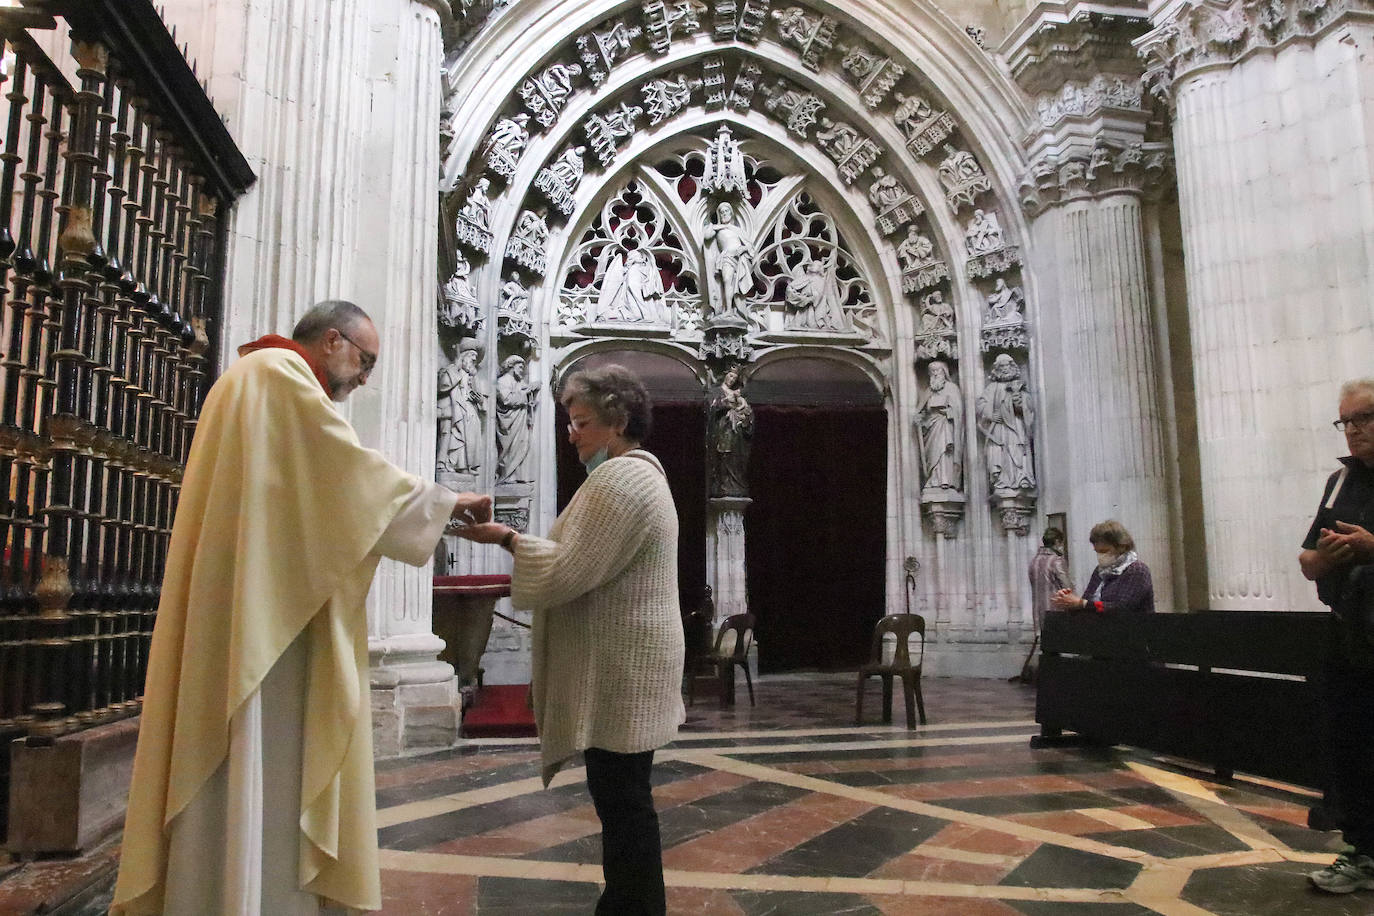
[1298,378,1374,895]
[115,301,491,915]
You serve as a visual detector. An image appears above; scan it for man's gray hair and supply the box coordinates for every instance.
[1339,378,1374,401]
[292,300,370,343]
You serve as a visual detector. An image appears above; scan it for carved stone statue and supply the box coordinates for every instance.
[917,360,963,498]
[816,117,862,159]
[892,91,934,133]
[918,290,955,336]
[985,278,1024,323]
[499,272,530,317]
[703,201,755,324]
[965,208,1005,253]
[976,353,1036,497]
[867,166,908,210]
[439,252,480,331]
[595,247,666,322]
[938,144,985,190]
[642,75,700,124]
[709,364,754,497]
[897,225,935,270]
[437,340,485,475]
[783,255,846,331]
[549,145,586,186]
[495,355,537,484]
[482,114,530,178]
[506,208,550,274]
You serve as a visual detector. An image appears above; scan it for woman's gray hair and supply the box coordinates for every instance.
[560,363,653,442]
[1339,378,1374,402]
[1089,519,1135,553]
[292,300,369,343]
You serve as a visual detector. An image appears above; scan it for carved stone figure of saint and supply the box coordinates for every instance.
[439,252,479,331]
[458,177,492,231]
[772,7,819,46]
[549,145,586,187]
[841,44,882,81]
[916,360,963,497]
[965,209,1004,253]
[892,91,933,132]
[482,114,530,166]
[703,200,755,324]
[437,341,485,475]
[816,118,862,159]
[783,256,846,331]
[533,62,581,108]
[897,225,935,270]
[938,144,984,191]
[985,278,1024,323]
[500,272,530,316]
[513,208,549,253]
[867,166,907,210]
[709,364,754,497]
[918,290,955,336]
[495,355,537,484]
[975,353,1036,497]
[596,247,666,322]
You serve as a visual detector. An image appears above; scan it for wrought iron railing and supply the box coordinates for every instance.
[0,0,253,832]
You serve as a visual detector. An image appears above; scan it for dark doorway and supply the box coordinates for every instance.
[743,361,886,672]
[554,352,706,615]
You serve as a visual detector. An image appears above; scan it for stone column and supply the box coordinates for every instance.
[1138,1,1374,609]
[353,0,460,757]
[1005,6,1180,609]
[706,497,751,628]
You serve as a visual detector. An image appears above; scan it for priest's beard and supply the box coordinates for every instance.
[327,370,358,402]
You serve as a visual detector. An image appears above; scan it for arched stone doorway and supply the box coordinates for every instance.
[555,349,708,613]
[743,356,886,671]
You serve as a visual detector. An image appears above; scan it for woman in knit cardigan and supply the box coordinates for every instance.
[456,364,685,916]
[1050,519,1155,614]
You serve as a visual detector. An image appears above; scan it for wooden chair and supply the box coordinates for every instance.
[855,614,927,728]
[689,613,756,707]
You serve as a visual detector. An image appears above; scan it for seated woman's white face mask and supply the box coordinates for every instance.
[1094,547,1119,569]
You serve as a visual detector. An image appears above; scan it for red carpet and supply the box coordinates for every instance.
[461,684,537,738]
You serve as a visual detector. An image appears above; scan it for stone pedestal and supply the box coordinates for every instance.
[369,638,462,759]
[706,496,751,627]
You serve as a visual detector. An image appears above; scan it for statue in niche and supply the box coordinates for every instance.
[892,91,934,133]
[937,144,985,191]
[708,364,754,498]
[985,278,1024,324]
[783,254,847,331]
[495,355,537,484]
[703,200,756,324]
[512,208,549,253]
[916,360,963,497]
[897,225,935,270]
[458,177,492,232]
[595,246,666,322]
[867,166,909,211]
[841,44,883,81]
[499,271,530,316]
[976,353,1036,497]
[965,208,1005,253]
[773,6,820,46]
[439,252,480,331]
[482,114,530,177]
[437,340,485,475]
[549,145,586,187]
[918,290,955,336]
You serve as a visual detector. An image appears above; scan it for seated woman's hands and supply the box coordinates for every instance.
[1050,588,1084,611]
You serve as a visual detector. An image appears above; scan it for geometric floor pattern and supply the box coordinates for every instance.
[373,675,1366,915]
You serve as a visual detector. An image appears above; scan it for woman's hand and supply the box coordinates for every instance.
[1050,588,1082,610]
[453,521,512,545]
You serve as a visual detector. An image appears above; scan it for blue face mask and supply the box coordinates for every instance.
[582,446,610,473]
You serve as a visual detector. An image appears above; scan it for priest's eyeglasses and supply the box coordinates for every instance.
[336,330,377,373]
[1333,410,1374,432]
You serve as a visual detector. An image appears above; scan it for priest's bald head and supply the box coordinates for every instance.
[293,300,379,401]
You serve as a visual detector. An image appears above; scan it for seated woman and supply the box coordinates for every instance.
[1050,520,1155,614]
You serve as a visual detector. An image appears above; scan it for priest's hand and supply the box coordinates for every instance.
[451,491,493,526]
[453,522,516,549]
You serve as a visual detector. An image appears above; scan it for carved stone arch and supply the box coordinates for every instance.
[552,337,710,394]
[745,344,889,402]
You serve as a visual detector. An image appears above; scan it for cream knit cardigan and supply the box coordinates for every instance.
[511,450,686,785]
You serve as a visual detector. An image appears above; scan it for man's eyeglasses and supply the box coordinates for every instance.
[1333,410,1374,432]
[336,329,377,373]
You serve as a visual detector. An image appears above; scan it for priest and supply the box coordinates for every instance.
[112,301,490,915]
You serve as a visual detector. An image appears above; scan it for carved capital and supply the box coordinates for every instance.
[1004,5,1153,96]
[1020,142,1174,215]
[1136,0,1374,105]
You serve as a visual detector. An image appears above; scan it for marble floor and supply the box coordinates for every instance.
[371,675,1366,915]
